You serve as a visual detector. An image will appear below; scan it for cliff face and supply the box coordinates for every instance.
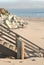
[0,8,10,15]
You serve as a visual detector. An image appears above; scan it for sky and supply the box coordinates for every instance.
[0,0,44,9]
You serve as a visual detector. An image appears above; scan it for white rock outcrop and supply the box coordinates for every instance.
[0,12,28,29]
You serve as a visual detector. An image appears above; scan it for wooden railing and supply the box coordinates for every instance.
[0,24,44,59]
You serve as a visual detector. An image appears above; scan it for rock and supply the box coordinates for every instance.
[0,8,10,15]
[6,20,12,28]
[0,9,28,29]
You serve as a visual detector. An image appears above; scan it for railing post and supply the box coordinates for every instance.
[16,35,19,49]
[21,40,24,59]
[17,37,24,59]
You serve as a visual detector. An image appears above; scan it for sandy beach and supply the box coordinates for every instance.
[0,58,44,65]
[11,18,44,49]
[0,17,44,65]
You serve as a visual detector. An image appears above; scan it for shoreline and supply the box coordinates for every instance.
[22,17,44,22]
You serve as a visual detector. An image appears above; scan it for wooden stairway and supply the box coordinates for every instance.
[0,23,44,59]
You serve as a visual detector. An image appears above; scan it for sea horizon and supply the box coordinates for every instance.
[6,8,44,18]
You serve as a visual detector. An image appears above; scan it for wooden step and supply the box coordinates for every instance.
[0,38,17,52]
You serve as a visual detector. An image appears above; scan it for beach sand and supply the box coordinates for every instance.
[0,58,44,65]
[0,17,44,65]
[11,19,44,49]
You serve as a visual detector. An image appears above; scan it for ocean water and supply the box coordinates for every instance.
[7,8,44,17]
